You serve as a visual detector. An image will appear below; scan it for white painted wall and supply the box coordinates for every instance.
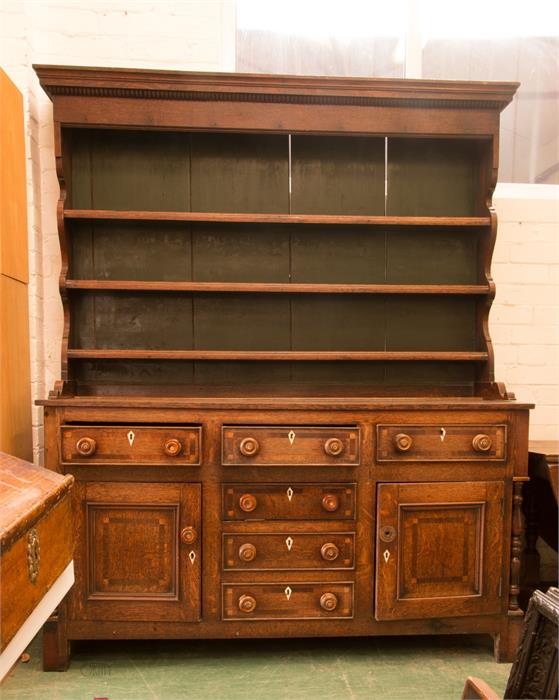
[0,1,557,462]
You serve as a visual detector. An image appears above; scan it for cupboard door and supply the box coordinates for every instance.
[375,481,503,620]
[76,482,200,622]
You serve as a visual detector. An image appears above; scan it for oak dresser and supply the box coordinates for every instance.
[34,65,532,669]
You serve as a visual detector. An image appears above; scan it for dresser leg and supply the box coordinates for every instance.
[493,612,523,662]
[42,610,71,671]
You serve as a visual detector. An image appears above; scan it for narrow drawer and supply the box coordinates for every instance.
[223,532,355,571]
[222,426,359,466]
[61,425,201,465]
[223,582,353,620]
[222,483,356,521]
[376,424,507,462]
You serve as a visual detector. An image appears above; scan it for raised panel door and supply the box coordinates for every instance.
[74,482,200,622]
[375,481,504,620]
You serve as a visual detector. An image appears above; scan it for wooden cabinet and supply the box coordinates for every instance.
[375,481,504,620]
[72,482,201,622]
[35,66,531,669]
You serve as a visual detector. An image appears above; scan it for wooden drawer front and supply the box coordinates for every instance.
[223,483,356,521]
[376,424,507,462]
[223,582,353,620]
[223,532,355,571]
[61,425,201,465]
[222,426,359,466]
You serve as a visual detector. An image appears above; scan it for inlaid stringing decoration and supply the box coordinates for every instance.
[383,549,391,563]
[127,430,135,447]
[284,586,292,600]
[288,430,296,445]
[286,536,294,551]
[286,487,294,501]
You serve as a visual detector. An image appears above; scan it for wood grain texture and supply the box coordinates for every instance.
[0,70,28,282]
[0,276,32,459]
[0,452,73,652]
[34,66,529,668]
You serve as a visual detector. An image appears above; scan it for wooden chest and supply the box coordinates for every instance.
[0,452,73,674]
[34,65,531,669]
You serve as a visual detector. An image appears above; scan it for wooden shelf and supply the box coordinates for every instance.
[64,209,491,228]
[67,349,489,362]
[65,280,490,295]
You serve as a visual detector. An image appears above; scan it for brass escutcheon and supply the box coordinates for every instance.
[27,528,40,584]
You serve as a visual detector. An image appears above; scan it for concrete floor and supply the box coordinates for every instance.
[1,633,511,700]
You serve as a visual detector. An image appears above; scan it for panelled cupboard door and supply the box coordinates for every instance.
[76,482,200,622]
[375,481,504,621]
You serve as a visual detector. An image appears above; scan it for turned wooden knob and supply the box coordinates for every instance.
[238,543,257,562]
[239,437,260,457]
[164,438,182,457]
[321,494,339,512]
[320,592,338,612]
[320,542,340,562]
[472,434,492,453]
[76,437,96,456]
[324,437,344,456]
[238,594,256,613]
[180,526,197,545]
[394,433,413,452]
[239,493,257,513]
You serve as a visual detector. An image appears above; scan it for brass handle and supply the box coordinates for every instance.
[238,543,257,562]
[320,542,340,562]
[180,526,197,545]
[164,438,182,457]
[324,437,344,457]
[321,494,339,513]
[76,437,96,457]
[472,434,492,453]
[239,493,257,513]
[239,437,260,457]
[394,433,413,452]
[238,594,257,613]
[320,592,338,612]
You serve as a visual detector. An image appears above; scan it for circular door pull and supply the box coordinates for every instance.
[238,594,257,613]
[239,493,258,513]
[239,437,260,457]
[319,592,338,612]
[394,433,413,452]
[320,543,340,562]
[379,525,396,543]
[324,437,344,456]
[472,434,492,453]
[321,494,340,513]
[164,438,182,457]
[180,526,197,545]
[76,437,96,457]
[238,543,257,562]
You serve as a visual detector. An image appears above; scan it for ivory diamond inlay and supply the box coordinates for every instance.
[284,586,292,600]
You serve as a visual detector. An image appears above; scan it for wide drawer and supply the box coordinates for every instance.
[376,424,507,462]
[223,532,355,571]
[222,426,359,466]
[60,425,201,465]
[222,582,353,620]
[222,483,356,521]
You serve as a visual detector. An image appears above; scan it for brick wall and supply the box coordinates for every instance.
[493,185,559,440]
[1,2,557,461]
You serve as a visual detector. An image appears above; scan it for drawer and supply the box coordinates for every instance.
[223,532,355,571]
[223,582,353,620]
[376,424,507,462]
[222,426,359,466]
[61,425,201,466]
[222,483,356,521]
